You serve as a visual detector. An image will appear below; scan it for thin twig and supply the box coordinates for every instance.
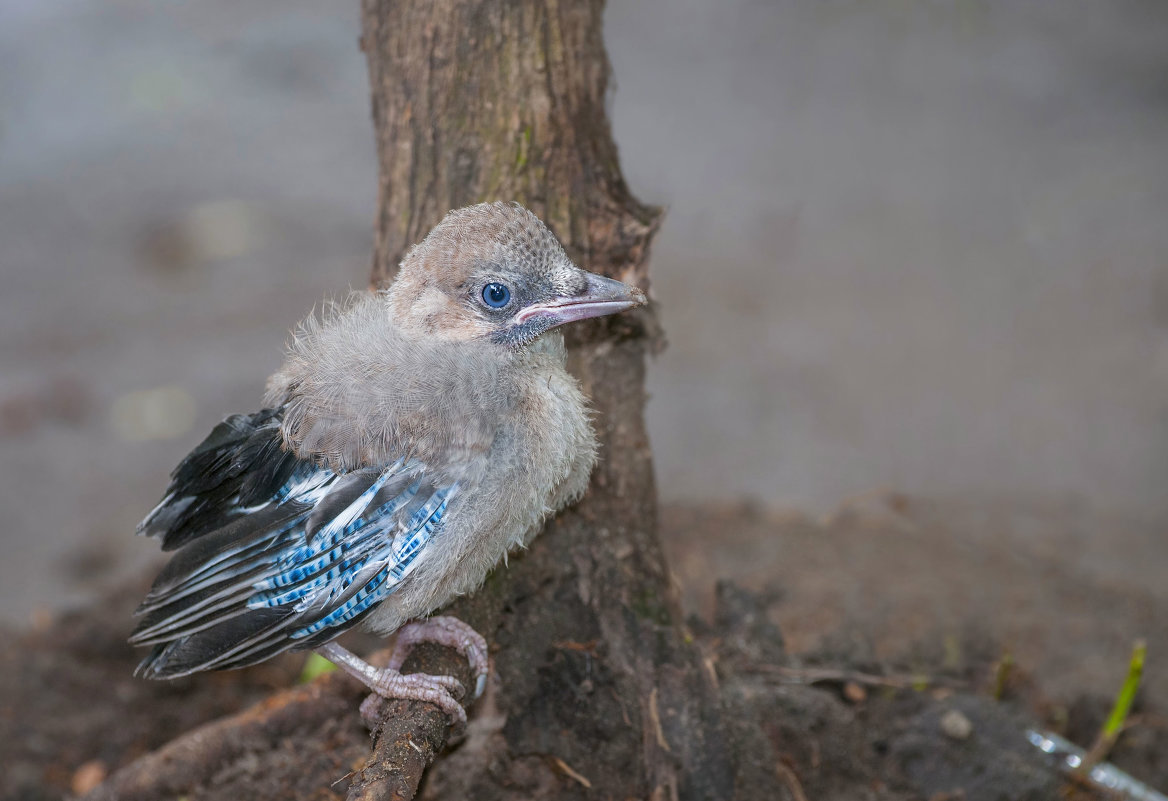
[550,756,593,788]
[743,663,966,691]
[774,760,809,801]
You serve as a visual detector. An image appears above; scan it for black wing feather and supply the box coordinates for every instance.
[138,409,292,550]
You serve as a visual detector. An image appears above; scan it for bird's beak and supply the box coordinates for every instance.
[515,273,647,328]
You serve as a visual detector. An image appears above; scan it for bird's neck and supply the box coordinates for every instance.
[510,330,568,375]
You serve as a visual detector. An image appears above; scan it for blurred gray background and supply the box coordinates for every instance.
[2,0,1167,623]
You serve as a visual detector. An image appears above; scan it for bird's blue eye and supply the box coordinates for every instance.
[481,282,511,308]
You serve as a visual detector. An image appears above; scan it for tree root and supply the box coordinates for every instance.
[83,641,476,801]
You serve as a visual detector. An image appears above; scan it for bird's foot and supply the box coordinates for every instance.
[357,671,467,725]
[388,615,489,700]
[316,641,467,725]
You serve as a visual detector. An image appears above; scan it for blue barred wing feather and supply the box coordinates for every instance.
[131,409,455,678]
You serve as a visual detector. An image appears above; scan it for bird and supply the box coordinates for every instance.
[130,202,646,722]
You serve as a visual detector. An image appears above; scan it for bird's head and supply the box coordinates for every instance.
[386,202,646,348]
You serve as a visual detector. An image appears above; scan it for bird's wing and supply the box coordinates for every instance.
[131,409,456,678]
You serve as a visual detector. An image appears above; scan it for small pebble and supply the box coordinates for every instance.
[940,708,973,740]
[843,681,867,704]
[71,760,107,796]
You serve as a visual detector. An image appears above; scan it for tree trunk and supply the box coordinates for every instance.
[359,1,734,799]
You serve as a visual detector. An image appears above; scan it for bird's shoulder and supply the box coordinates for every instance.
[265,292,514,473]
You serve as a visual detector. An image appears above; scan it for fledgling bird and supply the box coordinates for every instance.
[131,202,645,721]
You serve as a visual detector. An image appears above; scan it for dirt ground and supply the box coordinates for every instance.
[664,494,1168,710]
[3,498,1165,800]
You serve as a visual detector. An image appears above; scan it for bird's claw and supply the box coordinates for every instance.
[388,615,489,700]
[355,616,489,727]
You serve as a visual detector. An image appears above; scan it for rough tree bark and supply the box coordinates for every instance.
[358,0,735,799]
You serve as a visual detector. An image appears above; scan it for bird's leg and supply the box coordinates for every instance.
[315,641,467,724]
[387,615,490,700]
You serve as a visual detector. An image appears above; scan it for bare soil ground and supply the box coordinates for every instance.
[4,497,1164,800]
[663,494,1168,798]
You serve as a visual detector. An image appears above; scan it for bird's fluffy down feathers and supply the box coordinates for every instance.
[266,292,512,475]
